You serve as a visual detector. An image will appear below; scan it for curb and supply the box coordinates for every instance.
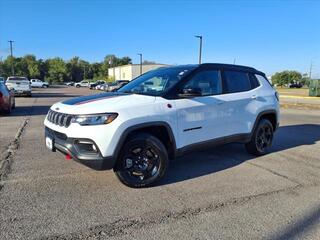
[280,95,320,99]
[0,118,29,183]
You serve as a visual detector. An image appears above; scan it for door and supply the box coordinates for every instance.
[221,70,258,135]
[36,80,42,87]
[173,69,230,148]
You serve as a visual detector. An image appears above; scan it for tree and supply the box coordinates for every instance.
[46,58,67,84]
[23,55,40,79]
[90,62,104,79]
[66,56,83,82]
[271,70,302,87]
[38,59,48,80]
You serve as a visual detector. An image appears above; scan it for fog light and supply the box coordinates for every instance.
[75,140,98,153]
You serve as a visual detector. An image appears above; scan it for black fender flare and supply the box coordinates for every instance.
[251,109,278,136]
[112,121,177,164]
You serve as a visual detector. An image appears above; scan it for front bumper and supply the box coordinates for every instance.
[45,127,116,170]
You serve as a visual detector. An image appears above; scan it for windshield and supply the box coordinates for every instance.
[118,66,196,96]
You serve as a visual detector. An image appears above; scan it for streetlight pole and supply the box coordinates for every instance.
[195,35,202,64]
[138,53,142,75]
[309,61,313,80]
[8,40,14,75]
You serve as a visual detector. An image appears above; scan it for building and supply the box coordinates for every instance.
[108,64,169,81]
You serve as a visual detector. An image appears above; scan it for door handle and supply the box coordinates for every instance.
[251,95,257,100]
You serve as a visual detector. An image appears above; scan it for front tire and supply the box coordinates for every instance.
[245,119,274,156]
[114,133,169,188]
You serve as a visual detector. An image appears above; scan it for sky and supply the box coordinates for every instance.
[0,0,319,77]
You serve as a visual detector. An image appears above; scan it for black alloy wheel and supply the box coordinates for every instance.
[245,119,274,155]
[115,133,168,188]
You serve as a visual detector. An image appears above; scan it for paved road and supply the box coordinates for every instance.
[0,87,320,239]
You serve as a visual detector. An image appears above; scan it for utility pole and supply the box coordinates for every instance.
[195,35,202,64]
[138,53,142,75]
[309,61,313,80]
[233,58,236,65]
[8,40,14,75]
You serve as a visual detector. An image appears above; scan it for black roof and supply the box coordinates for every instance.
[165,63,264,75]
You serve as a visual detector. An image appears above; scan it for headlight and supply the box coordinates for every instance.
[71,113,118,126]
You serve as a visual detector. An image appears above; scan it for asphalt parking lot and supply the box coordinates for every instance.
[1,87,320,240]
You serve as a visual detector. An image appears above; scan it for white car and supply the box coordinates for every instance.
[75,81,90,88]
[95,84,105,90]
[6,76,32,97]
[30,79,49,88]
[44,64,280,188]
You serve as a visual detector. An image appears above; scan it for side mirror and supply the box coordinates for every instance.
[178,87,202,98]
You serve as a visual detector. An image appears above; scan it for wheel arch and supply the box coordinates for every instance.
[252,110,278,134]
[113,121,177,164]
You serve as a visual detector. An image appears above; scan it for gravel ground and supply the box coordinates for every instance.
[0,87,320,240]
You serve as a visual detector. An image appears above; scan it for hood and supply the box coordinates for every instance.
[51,92,156,114]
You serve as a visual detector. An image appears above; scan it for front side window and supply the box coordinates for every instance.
[182,70,222,96]
[224,71,251,93]
[118,66,196,96]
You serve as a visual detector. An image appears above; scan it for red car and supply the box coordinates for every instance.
[0,82,15,114]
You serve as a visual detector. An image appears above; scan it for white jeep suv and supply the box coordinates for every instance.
[44,64,279,188]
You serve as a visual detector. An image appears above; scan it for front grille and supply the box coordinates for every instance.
[47,110,74,127]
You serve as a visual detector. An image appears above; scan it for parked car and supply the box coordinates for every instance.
[65,82,75,86]
[111,81,129,92]
[0,82,15,114]
[289,83,303,88]
[75,80,90,88]
[30,79,49,88]
[96,84,106,90]
[89,80,106,89]
[100,83,109,91]
[44,64,279,188]
[107,80,129,92]
[5,76,32,97]
[0,77,5,84]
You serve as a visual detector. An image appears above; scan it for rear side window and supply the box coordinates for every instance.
[224,71,251,93]
[249,74,261,89]
[255,74,272,87]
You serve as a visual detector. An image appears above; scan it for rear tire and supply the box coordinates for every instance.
[4,105,12,114]
[114,133,169,188]
[76,85,80,88]
[245,119,274,156]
